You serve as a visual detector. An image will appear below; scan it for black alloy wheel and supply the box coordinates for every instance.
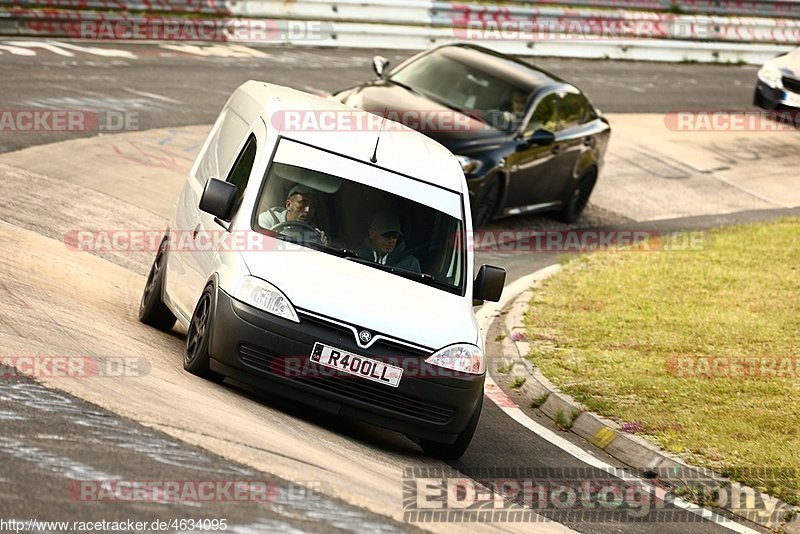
[184,285,225,383]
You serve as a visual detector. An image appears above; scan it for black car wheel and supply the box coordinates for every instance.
[184,284,225,383]
[471,176,501,228]
[557,171,596,224]
[139,238,177,330]
[418,396,483,460]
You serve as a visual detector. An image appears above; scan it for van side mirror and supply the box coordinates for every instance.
[199,178,238,222]
[373,56,390,79]
[473,264,506,305]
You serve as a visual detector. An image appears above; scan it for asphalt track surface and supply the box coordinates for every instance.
[0,39,760,154]
[0,39,793,533]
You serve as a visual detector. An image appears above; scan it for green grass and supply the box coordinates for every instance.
[675,484,720,507]
[554,408,581,431]
[525,218,800,505]
[531,392,550,408]
[496,361,514,374]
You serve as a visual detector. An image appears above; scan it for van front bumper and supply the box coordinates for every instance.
[208,288,484,444]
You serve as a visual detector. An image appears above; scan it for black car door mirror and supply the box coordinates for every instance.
[199,178,238,222]
[473,264,506,305]
[530,128,556,146]
[372,56,390,79]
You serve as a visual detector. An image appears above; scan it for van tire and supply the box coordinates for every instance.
[184,284,225,383]
[418,396,483,460]
[139,238,177,331]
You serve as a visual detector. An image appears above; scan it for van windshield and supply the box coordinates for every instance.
[253,161,466,294]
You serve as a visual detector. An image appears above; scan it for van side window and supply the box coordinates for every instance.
[226,134,257,208]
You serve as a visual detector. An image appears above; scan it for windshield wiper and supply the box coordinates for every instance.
[303,241,359,258]
[288,242,458,292]
[345,256,456,291]
[389,79,491,126]
[388,79,427,98]
[346,255,431,281]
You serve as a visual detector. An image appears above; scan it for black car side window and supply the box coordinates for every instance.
[225,134,257,209]
[525,94,559,134]
[558,92,595,130]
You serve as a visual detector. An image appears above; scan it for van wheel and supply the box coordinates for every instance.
[556,171,596,223]
[139,238,177,331]
[471,176,500,228]
[418,396,483,460]
[184,285,225,383]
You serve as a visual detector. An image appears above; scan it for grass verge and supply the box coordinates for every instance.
[525,218,800,505]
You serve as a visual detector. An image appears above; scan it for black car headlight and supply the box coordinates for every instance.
[455,155,483,175]
[757,62,783,89]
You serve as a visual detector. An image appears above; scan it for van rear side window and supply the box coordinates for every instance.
[195,108,250,185]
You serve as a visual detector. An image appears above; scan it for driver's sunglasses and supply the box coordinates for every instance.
[381,231,401,240]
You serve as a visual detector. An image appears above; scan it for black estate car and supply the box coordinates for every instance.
[332,43,611,227]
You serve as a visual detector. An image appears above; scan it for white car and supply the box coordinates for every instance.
[754,47,800,110]
[138,81,506,459]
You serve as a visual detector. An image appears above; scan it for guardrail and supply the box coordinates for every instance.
[0,0,229,14]
[491,0,800,19]
[0,0,796,64]
[225,0,800,44]
[3,0,799,19]
[232,0,432,25]
[437,4,800,44]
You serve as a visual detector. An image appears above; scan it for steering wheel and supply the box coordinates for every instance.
[271,220,323,243]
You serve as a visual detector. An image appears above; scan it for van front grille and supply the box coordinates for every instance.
[238,344,454,424]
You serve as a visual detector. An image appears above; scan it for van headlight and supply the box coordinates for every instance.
[425,344,484,374]
[234,276,299,323]
[757,62,783,89]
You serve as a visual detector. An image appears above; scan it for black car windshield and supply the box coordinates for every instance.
[390,51,528,132]
[253,161,466,294]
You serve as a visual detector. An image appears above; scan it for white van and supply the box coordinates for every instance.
[139,81,505,459]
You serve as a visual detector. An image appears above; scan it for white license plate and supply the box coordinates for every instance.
[310,343,402,388]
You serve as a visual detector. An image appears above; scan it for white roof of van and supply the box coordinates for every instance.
[232,80,466,193]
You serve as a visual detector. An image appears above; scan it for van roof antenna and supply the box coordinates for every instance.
[370,107,389,163]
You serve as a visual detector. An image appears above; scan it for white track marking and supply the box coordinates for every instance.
[1,40,137,59]
[1,41,75,56]
[478,271,761,534]
[123,88,182,104]
[0,436,115,480]
[0,44,37,56]
[160,43,269,58]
